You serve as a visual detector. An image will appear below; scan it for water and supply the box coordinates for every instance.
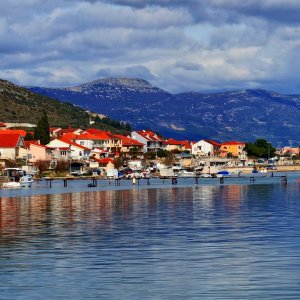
[1,179,300,299]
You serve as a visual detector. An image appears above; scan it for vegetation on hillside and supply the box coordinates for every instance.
[0,79,132,134]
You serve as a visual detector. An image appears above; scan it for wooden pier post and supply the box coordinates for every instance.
[220,177,224,184]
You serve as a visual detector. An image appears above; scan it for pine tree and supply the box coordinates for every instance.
[34,110,50,145]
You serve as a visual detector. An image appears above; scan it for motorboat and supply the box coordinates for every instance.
[2,168,33,189]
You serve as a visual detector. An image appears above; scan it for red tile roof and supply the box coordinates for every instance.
[60,132,79,141]
[204,139,222,147]
[76,132,108,140]
[95,157,114,164]
[0,133,22,148]
[114,134,144,146]
[24,140,46,149]
[221,141,245,145]
[58,139,90,150]
[136,130,165,142]
[0,129,27,137]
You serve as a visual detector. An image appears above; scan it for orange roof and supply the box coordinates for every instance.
[0,133,22,148]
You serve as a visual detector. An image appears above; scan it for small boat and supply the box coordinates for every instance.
[217,170,231,176]
[178,170,196,177]
[2,168,33,189]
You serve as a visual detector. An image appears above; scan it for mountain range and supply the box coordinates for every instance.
[29,77,300,146]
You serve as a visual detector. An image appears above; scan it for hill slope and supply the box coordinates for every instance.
[0,79,130,134]
[29,78,300,145]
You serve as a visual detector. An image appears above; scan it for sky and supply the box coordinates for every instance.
[1,0,300,94]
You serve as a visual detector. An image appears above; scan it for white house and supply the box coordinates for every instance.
[192,139,221,156]
[46,139,90,161]
[131,130,165,153]
[0,133,26,160]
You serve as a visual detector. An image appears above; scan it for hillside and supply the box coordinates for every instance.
[29,77,300,145]
[0,79,130,134]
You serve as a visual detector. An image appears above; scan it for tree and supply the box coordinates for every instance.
[113,157,123,170]
[34,160,50,178]
[24,132,35,141]
[244,139,276,158]
[34,110,50,145]
[162,152,175,167]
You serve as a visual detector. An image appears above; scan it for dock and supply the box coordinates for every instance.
[39,173,289,189]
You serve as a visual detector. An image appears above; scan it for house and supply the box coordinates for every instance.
[220,141,246,159]
[113,134,144,156]
[166,138,192,152]
[78,129,122,153]
[192,139,221,156]
[131,130,166,152]
[0,133,26,161]
[46,138,90,161]
[24,141,52,163]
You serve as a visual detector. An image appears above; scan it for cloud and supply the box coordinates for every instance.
[0,0,300,94]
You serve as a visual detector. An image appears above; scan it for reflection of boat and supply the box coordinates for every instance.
[2,168,33,189]
[178,170,196,177]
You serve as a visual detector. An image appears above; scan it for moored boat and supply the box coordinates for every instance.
[2,168,33,189]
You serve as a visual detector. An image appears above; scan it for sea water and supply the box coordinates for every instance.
[0,178,300,299]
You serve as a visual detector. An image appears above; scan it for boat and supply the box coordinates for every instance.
[2,168,33,189]
[217,170,231,176]
[178,170,196,177]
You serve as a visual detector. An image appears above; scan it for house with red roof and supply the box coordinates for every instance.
[113,134,144,155]
[24,141,52,163]
[0,133,26,160]
[46,138,91,161]
[192,139,221,157]
[166,138,192,152]
[220,141,246,158]
[131,130,166,152]
[76,130,122,153]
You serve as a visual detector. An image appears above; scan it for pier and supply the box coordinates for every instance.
[39,173,289,189]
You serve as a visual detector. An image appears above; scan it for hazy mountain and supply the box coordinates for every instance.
[29,77,300,145]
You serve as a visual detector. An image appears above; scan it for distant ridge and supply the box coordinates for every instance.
[28,77,300,144]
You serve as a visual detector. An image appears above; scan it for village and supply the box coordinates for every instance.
[0,121,299,181]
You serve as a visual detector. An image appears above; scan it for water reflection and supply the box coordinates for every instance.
[1,183,300,299]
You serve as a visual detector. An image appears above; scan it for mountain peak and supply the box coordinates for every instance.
[94,77,153,88]
[67,77,154,93]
